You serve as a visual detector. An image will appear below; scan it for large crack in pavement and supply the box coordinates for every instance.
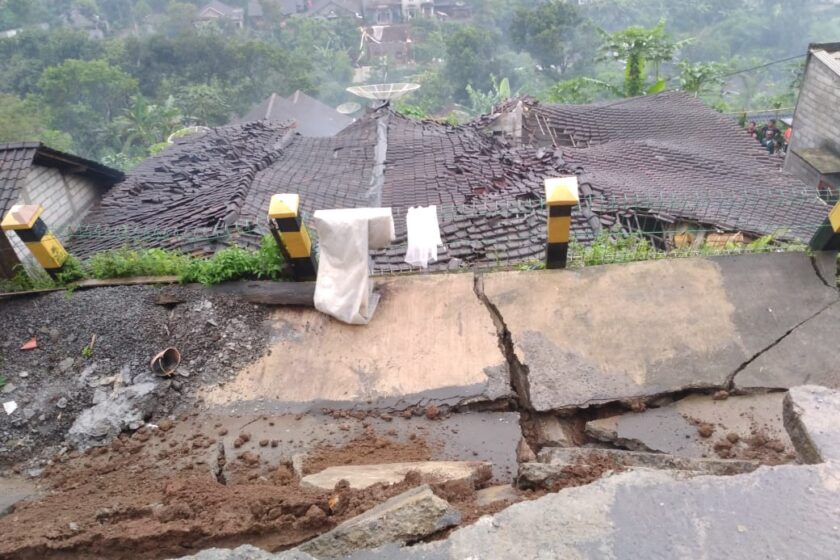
[473,273,532,412]
[726,299,840,390]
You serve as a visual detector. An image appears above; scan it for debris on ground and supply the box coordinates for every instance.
[298,485,460,559]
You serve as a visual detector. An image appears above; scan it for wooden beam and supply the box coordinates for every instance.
[208,280,315,306]
[0,276,315,307]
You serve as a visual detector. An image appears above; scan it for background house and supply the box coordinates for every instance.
[237,91,353,136]
[0,142,123,278]
[784,42,840,203]
[197,1,245,28]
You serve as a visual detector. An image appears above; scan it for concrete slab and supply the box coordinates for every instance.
[347,463,840,559]
[202,274,509,411]
[584,393,793,459]
[736,303,840,390]
[784,385,840,463]
[482,253,839,411]
[301,461,490,490]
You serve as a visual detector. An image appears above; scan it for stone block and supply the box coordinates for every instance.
[298,485,460,558]
[784,385,840,463]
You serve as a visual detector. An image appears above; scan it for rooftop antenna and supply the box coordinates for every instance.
[336,101,362,115]
[346,83,421,106]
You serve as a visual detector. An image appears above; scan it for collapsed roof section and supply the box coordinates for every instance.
[484,93,828,244]
[71,121,294,256]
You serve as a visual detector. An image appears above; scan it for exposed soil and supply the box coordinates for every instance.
[539,453,627,493]
[0,286,271,467]
[0,421,472,560]
[302,428,436,475]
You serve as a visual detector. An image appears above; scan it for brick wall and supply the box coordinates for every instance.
[7,165,107,271]
[785,51,840,185]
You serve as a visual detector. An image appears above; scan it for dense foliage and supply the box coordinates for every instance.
[0,0,836,167]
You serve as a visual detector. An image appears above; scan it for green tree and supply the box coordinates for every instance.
[466,76,511,115]
[598,19,683,97]
[175,81,230,126]
[37,58,139,157]
[678,60,724,97]
[544,77,602,104]
[509,1,595,77]
[444,25,507,104]
[113,95,183,153]
[0,93,73,151]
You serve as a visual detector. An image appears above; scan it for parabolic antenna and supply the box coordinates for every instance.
[167,126,211,144]
[336,101,362,114]
[346,83,421,102]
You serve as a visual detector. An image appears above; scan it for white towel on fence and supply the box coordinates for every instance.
[312,207,395,325]
[404,205,442,269]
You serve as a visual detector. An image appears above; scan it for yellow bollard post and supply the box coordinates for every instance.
[809,201,840,251]
[268,193,317,281]
[545,177,580,269]
[1,204,68,278]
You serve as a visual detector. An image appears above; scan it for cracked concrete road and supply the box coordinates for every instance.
[482,253,840,411]
[201,274,512,413]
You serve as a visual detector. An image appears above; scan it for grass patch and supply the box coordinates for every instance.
[0,235,286,293]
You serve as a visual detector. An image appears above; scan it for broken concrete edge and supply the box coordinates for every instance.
[784,385,840,464]
[298,484,460,559]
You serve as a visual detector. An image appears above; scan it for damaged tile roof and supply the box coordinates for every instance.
[489,92,829,243]
[71,122,293,257]
[1,142,123,221]
[72,92,832,271]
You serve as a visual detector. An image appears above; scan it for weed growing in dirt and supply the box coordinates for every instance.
[81,345,93,359]
[0,236,287,293]
[0,375,5,389]
[180,235,285,285]
[87,248,191,278]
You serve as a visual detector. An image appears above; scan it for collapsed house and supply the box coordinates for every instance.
[71,92,829,272]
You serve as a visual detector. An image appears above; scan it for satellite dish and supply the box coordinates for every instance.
[346,83,421,102]
[167,126,211,144]
[336,101,362,115]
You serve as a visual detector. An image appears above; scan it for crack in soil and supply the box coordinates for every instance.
[726,299,840,389]
[215,441,227,485]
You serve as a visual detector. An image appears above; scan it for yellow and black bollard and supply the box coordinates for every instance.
[0,204,68,278]
[545,177,580,269]
[268,193,317,281]
[809,201,840,251]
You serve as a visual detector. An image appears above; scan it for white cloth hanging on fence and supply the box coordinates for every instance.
[404,205,442,269]
[312,207,395,325]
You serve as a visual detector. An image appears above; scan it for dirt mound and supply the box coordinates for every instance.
[303,428,436,475]
[0,286,271,467]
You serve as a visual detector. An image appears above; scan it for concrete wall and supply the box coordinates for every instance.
[785,50,840,186]
[6,165,108,271]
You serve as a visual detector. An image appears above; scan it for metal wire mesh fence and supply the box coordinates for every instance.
[0,185,835,284]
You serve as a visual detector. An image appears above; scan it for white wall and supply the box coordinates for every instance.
[6,164,107,271]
